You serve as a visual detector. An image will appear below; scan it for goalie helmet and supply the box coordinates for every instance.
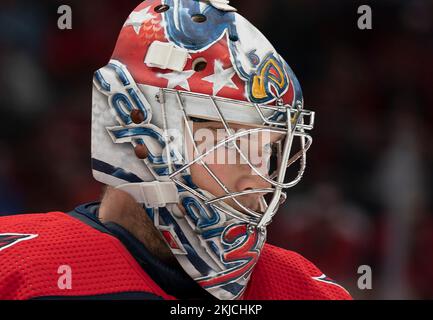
[91,0,314,299]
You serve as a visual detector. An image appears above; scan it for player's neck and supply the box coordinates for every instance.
[98,187,177,266]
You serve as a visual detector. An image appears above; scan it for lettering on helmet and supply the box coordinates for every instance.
[197,223,260,289]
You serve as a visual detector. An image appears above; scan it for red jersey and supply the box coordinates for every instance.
[0,203,351,300]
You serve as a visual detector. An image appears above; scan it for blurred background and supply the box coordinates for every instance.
[0,0,432,299]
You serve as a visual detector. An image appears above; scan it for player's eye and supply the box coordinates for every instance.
[268,143,280,176]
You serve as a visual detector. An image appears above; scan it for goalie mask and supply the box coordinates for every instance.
[91,0,314,299]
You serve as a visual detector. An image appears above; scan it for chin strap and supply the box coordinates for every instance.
[115,181,180,208]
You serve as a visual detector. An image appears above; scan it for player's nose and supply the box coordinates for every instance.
[234,171,272,193]
[234,172,271,213]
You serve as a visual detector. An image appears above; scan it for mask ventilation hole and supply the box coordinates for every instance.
[154,4,170,13]
[229,34,239,42]
[191,14,207,23]
[192,58,207,72]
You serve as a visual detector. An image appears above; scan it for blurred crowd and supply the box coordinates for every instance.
[0,0,432,299]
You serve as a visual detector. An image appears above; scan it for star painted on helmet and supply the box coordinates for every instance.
[124,6,155,35]
[202,60,238,96]
[158,70,195,91]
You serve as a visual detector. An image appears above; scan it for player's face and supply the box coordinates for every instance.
[187,121,284,213]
